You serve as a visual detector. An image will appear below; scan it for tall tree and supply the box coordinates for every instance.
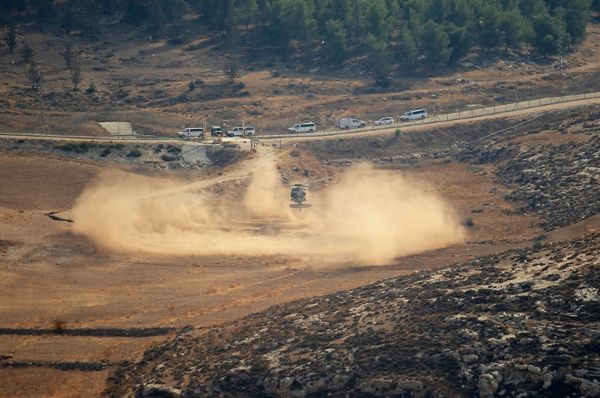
[26,62,43,91]
[532,13,569,56]
[35,0,54,31]
[62,43,75,70]
[4,21,16,53]
[395,26,418,69]
[593,0,600,16]
[420,20,451,67]
[365,34,392,87]
[224,0,238,48]
[478,3,504,50]
[559,0,592,44]
[365,0,388,40]
[499,9,531,52]
[324,19,348,65]
[20,41,34,63]
[70,57,83,90]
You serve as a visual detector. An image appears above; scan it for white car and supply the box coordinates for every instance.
[400,109,428,122]
[178,127,204,138]
[375,117,394,126]
[227,126,255,137]
[288,122,316,134]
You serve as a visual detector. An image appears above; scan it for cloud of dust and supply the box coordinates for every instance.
[71,155,465,265]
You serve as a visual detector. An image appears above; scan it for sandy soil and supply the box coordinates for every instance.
[0,142,548,396]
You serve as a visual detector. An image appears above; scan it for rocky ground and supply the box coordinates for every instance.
[461,121,600,230]
[104,233,600,398]
[102,113,600,398]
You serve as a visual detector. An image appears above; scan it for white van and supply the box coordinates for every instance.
[178,127,204,138]
[336,117,366,129]
[288,122,316,134]
[400,109,428,122]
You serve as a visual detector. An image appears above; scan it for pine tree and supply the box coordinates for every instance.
[70,57,83,90]
[20,41,35,63]
[4,21,16,54]
[324,19,348,65]
[62,43,74,70]
[593,0,600,16]
[26,62,43,91]
[365,34,392,87]
[36,0,54,31]
[421,20,451,68]
[365,0,388,40]
[395,27,418,69]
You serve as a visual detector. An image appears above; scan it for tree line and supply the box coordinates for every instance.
[2,0,599,82]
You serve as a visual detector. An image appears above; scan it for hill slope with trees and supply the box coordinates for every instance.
[2,0,598,84]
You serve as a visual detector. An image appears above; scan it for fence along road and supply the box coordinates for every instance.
[1,91,599,143]
[256,91,600,142]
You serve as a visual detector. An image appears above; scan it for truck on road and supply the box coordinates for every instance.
[335,117,366,129]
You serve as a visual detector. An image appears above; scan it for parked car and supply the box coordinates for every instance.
[374,116,394,126]
[400,109,428,122]
[178,127,204,139]
[288,122,316,133]
[335,117,366,129]
[210,126,223,136]
[227,126,255,137]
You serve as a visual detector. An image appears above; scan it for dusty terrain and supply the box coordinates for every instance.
[1,19,599,398]
[102,105,600,397]
[1,103,599,396]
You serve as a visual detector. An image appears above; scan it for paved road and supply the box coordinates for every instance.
[1,91,599,145]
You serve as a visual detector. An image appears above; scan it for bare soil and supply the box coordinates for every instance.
[1,22,599,398]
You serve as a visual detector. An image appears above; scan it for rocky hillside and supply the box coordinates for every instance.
[104,233,600,397]
[461,127,600,230]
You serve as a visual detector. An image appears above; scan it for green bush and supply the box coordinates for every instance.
[126,148,142,158]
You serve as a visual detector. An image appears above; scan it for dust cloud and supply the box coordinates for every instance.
[71,155,465,265]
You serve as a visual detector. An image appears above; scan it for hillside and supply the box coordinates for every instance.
[102,101,600,397]
[105,236,600,397]
[1,4,600,136]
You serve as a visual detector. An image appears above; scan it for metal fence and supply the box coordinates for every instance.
[1,91,599,142]
[256,91,600,140]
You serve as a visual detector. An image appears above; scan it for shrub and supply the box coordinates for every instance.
[55,142,95,153]
[86,81,96,94]
[126,148,142,158]
[464,218,475,227]
[53,320,67,334]
[394,129,402,138]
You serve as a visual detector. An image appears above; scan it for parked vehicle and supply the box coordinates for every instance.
[375,116,394,126]
[227,126,255,137]
[335,117,366,129]
[288,122,316,133]
[178,127,204,138]
[400,109,428,122]
[210,126,223,136]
